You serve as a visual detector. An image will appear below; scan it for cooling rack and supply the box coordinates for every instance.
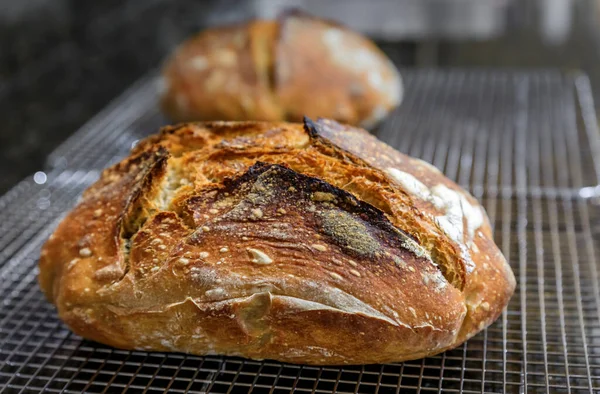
[1,69,599,393]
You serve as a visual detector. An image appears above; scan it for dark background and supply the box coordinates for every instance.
[2,0,600,194]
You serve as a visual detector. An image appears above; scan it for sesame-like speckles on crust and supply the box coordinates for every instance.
[311,244,327,252]
[329,272,343,281]
[79,248,92,257]
[247,248,273,264]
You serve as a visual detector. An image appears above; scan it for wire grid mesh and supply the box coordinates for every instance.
[378,69,600,198]
[1,69,600,393]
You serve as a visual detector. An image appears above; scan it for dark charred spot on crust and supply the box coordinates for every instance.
[212,161,428,264]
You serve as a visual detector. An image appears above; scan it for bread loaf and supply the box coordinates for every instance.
[39,118,515,365]
[160,12,402,129]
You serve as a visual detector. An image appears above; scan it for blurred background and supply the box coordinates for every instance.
[2,0,600,194]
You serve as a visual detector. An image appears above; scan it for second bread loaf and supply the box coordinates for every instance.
[160,12,402,128]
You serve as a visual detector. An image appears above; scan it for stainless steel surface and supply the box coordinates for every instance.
[1,69,600,393]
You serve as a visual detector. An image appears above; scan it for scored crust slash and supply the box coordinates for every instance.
[39,117,515,365]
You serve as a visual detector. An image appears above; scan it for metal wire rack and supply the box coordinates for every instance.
[1,69,600,393]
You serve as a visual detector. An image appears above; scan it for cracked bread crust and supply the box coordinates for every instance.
[160,12,402,128]
[39,118,515,365]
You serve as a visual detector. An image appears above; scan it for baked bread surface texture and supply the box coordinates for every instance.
[160,13,402,128]
[39,118,515,365]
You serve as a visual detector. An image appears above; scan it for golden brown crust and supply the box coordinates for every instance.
[39,118,515,365]
[160,13,402,128]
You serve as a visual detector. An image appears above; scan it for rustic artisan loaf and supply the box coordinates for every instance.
[160,12,402,129]
[39,118,515,365]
